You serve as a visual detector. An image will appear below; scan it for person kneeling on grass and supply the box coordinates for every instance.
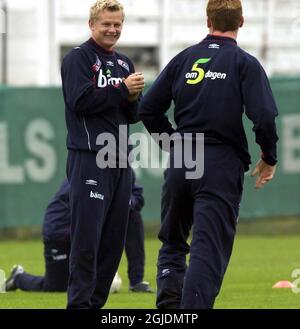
[5,174,154,293]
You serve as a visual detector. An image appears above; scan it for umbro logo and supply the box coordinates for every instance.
[162,269,170,276]
[90,191,104,200]
[52,254,67,261]
[106,61,114,67]
[208,43,220,49]
[86,179,98,186]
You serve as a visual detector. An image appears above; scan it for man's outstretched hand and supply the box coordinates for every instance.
[251,159,276,189]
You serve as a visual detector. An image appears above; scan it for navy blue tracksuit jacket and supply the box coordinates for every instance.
[62,38,138,152]
[139,35,278,170]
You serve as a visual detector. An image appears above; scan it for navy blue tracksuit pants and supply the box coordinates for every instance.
[156,143,244,309]
[14,239,70,292]
[125,209,145,287]
[67,150,131,309]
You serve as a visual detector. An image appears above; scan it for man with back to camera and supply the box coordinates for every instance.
[61,0,145,308]
[139,0,278,309]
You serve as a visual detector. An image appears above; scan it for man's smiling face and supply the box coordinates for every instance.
[89,9,123,51]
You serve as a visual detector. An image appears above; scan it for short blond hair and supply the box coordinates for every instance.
[90,0,124,23]
[207,0,243,32]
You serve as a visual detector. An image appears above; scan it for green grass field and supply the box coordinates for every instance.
[1,235,300,309]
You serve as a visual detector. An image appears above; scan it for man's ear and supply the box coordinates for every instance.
[207,17,212,28]
[89,19,94,31]
[240,16,244,28]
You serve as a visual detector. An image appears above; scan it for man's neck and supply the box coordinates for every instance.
[209,30,238,40]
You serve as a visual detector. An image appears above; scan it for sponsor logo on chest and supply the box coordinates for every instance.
[98,68,123,88]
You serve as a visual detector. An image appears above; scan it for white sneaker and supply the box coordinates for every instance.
[5,265,24,291]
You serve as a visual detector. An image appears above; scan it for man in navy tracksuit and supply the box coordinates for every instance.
[61,0,144,308]
[139,0,278,309]
[5,180,70,292]
[5,174,153,293]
